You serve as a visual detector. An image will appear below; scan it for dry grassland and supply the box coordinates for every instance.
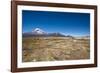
[22,37,90,62]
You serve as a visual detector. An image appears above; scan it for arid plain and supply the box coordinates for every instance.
[22,37,90,62]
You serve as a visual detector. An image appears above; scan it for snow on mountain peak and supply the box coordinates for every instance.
[32,28,46,34]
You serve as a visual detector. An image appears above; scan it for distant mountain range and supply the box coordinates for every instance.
[23,28,66,37]
[23,28,90,39]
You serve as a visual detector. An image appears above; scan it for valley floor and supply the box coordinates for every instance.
[22,37,90,62]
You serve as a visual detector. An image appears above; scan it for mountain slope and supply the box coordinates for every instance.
[23,28,66,37]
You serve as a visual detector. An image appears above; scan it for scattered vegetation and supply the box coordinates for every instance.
[22,37,90,62]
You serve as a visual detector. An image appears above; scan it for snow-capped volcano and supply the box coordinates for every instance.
[23,28,66,37]
[32,28,46,34]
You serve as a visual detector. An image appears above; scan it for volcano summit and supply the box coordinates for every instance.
[23,28,66,37]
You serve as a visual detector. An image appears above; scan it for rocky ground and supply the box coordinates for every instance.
[22,37,90,62]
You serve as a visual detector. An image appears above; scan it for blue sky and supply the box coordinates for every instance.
[22,10,90,36]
